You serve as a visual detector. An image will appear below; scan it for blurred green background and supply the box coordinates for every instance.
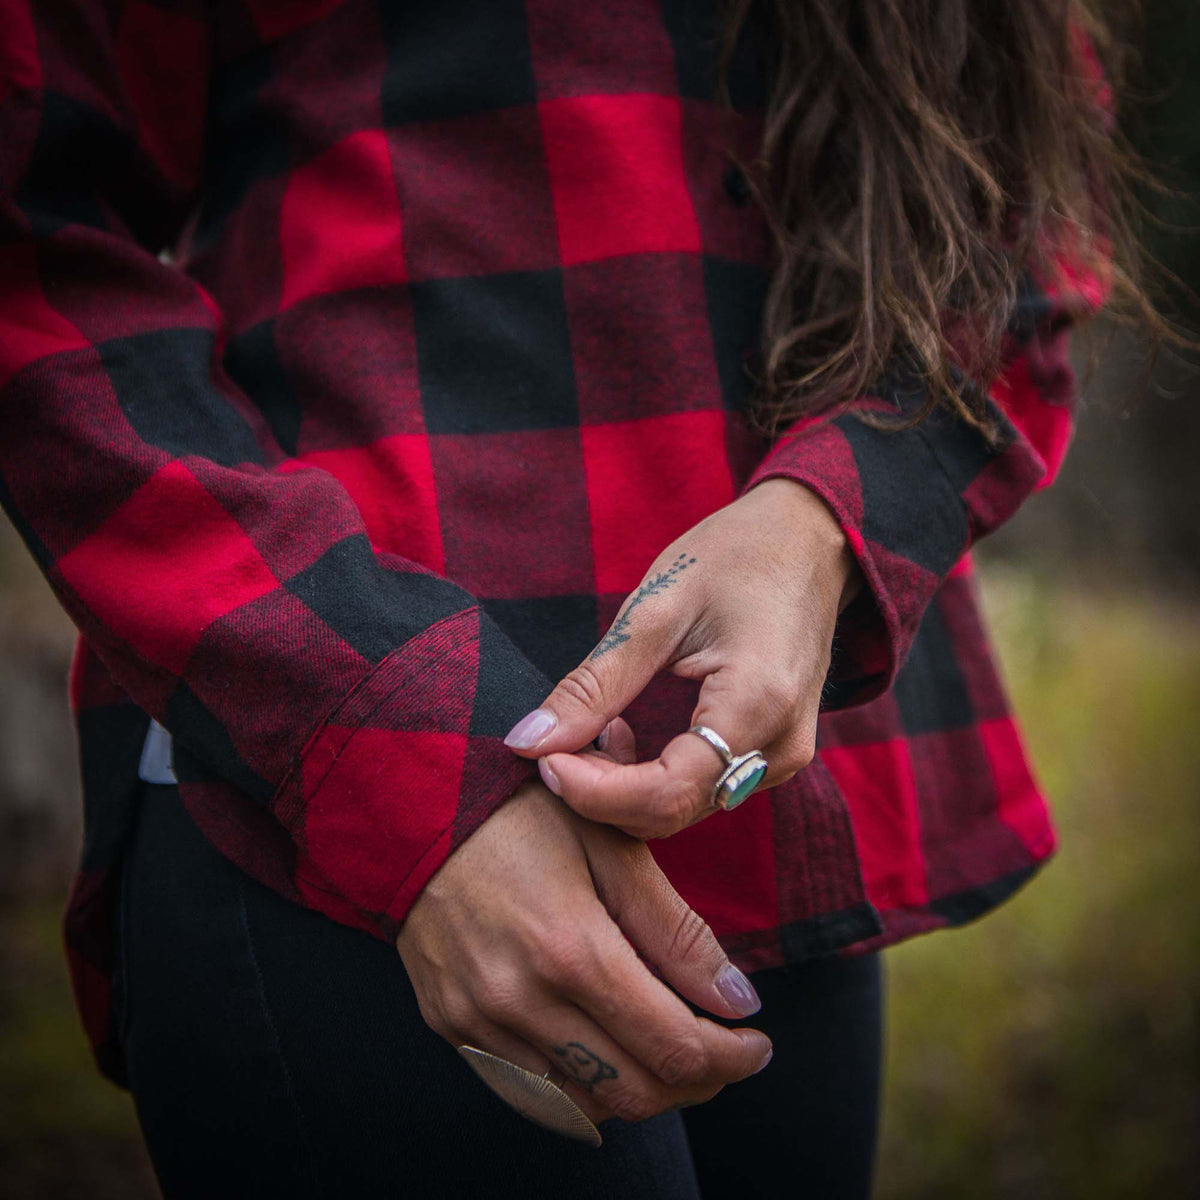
[1,4,1197,1197]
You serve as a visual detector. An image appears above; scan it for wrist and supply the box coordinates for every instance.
[744,477,863,611]
[837,553,865,612]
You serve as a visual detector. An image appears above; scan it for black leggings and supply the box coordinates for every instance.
[114,784,883,1199]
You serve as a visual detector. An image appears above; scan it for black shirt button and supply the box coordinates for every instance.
[723,163,751,206]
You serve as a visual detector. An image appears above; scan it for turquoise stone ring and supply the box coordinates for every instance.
[686,725,769,812]
[715,752,769,810]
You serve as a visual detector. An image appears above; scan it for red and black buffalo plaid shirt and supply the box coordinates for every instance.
[1,0,1107,1083]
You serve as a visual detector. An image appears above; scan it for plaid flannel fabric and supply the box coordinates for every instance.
[0,0,1106,1082]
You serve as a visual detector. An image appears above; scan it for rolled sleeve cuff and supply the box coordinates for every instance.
[274,605,551,939]
[743,393,1040,708]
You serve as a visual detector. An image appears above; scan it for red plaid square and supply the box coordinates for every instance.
[391,108,560,280]
[0,244,89,390]
[264,0,389,150]
[582,409,734,595]
[1,1,38,99]
[540,93,701,265]
[299,436,446,573]
[430,428,593,599]
[563,254,722,425]
[525,0,678,99]
[276,286,425,450]
[188,173,289,336]
[57,461,279,675]
[651,782,779,938]
[280,130,407,310]
[115,2,207,190]
[301,727,467,916]
[2,350,166,559]
[909,727,1028,896]
[187,589,371,783]
[824,740,929,911]
[980,717,1055,856]
[680,99,768,263]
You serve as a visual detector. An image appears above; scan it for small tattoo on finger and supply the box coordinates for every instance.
[551,1041,619,1091]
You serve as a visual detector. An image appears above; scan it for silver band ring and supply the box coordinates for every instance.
[685,725,769,812]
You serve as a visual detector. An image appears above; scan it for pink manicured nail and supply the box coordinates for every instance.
[755,1046,774,1073]
[715,964,762,1016]
[504,707,557,749]
[538,757,562,795]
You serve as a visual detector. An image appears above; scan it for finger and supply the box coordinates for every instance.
[503,558,694,756]
[539,717,639,808]
[447,1017,612,1133]
[513,998,768,1128]
[585,831,765,1021]
[452,1022,554,1080]
[596,716,637,765]
[539,737,719,838]
[688,658,815,790]
[546,910,772,1098]
[542,660,808,837]
[443,988,692,1129]
[757,703,821,790]
[683,662,816,816]
[423,977,614,1128]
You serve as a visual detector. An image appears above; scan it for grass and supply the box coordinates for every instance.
[0,563,1195,1197]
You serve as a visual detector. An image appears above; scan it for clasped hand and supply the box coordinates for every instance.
[396,479,856,1128]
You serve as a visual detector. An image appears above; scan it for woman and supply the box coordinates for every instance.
[0,1,1124,1196]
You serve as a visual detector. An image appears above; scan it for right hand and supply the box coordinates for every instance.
[395,766,773,1127]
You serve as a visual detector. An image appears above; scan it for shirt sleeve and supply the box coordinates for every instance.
[742,252,1111,709]
[0,3,548,940]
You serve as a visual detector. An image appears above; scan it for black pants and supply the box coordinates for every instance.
[115,784,883,1199]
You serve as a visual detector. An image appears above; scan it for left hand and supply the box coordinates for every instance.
[503,479,862,838]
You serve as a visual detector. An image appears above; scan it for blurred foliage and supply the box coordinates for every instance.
[876,564,1200,1199]
[0,903,156,1199]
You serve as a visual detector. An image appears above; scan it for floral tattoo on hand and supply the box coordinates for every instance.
[590,553,696,659]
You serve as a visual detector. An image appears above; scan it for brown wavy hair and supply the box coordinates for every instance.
[718,0,1149,435]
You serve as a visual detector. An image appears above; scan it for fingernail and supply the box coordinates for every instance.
[755,1045,774,1073]
[505,708,557,750]
[538,757,562,795]
[715,964,762,1016]
[596,723,611,753]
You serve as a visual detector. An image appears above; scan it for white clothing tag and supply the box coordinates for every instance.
[138,718,178,785]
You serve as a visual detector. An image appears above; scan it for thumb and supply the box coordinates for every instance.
[596,716,638,764]
[587,834,762,1021]
[503,611,677,758]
